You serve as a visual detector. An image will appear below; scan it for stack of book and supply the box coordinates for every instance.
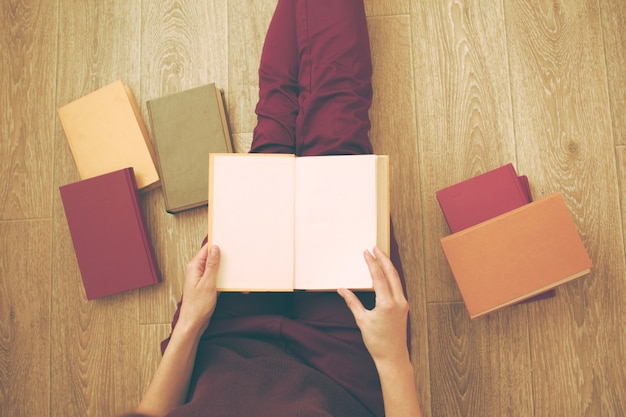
[436,164,592,319]
[57,81,233,299]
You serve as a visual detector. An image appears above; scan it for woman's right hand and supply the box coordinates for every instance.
[338,246,410,366]
[339,247,422,417]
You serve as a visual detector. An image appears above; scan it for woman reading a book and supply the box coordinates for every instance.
[130,0,421,416]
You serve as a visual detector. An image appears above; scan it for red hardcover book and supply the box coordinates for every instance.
[436,164,530,233]
[436,163,555,303]
[60,168,160,299]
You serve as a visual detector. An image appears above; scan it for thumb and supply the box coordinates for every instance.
[203,245,220,275]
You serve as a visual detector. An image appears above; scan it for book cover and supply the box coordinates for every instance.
[440,193,592,319]
[436,163,530,233]
[57,80,160,191]
[208,153,389,291]
[437,164,556,302]
[59,168,160,300]
[147,83,233,213]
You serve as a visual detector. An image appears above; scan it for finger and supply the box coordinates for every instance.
[337,288,366,319]
[363,249,392,300]
[186,244,209,276]
[372,246,404,298]
[198,246,220,288]
[204,245,220,273]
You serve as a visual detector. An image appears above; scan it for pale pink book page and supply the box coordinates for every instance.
[210,155,295,290]
[294,155,378,290]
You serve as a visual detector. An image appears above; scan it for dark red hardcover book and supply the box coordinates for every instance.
[436,164,530,233]
[60,168,160,299]
[436,163,555,302]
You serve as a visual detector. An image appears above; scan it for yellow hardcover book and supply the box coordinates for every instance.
[57,80,160,191]
[208,153,390,291]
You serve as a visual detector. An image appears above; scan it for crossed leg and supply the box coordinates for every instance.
[251,0,373,156]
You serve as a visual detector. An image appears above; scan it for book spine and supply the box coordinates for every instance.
[215,86,234,153]
[126,167,161,283]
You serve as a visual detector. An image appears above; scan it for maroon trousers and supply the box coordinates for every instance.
[163,1,406,416]
[250,0,374,156]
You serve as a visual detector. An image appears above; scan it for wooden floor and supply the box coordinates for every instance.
[1,0,625,416]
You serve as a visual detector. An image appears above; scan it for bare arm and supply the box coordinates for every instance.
[135,244,221,417]
[338,246,422,417]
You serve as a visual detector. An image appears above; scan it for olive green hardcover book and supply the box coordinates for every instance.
[147,83,233,213]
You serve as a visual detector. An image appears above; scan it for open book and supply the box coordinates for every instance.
[208,153,389,291]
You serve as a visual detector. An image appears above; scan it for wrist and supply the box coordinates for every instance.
[172,317,207,342]
[373,350,412,374]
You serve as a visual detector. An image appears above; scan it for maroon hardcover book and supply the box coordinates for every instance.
[436,163,555,302]
[436,164,531,233]
[60,167,160,299]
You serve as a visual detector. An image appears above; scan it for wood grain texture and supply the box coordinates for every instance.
[0,0,57,220]
[368,15,431,416]
[232,132,253,153]
[228,0,277,135]
[600,1,626,145]
[618,146,626,252]
[138,0,228,325]
[0,220,52,417]
[138,324,172,399]
[364,0,409,16]
[505,0,626,415]
[411,0,517,303]
[50,227,140,416]
[51,1,143,416]
[1,0,625,416]
[428,303,533,417]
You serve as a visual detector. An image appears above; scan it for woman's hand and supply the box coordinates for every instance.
[177,244,221,335]
[339,247,422,417]
[135,244,221,416]
[338,246,410,366]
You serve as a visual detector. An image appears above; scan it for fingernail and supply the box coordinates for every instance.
[210,245,219,257]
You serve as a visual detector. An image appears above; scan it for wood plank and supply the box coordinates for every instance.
[0,0,57,220]
[505,0,626,415]
[411,0,517,303]
[368,15,431,417]
[233,132,253,153]
[364,0,409,17]
[139,324,172,398]
[618,146,626,252]
[0,220,52,417]
[52,1,143,416]
[600,1,626,145]
[427,303,533,417]
[138,0,228,325]
[228,0,277,135]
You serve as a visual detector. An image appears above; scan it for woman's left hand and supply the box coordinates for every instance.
[178,244,221,334]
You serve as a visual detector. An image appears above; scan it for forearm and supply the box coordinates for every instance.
[375,355,422,417]
[135,322,204,416]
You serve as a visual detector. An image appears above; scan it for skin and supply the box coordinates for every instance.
[338,246,423,417]
[134,244,422,417]
[135,244,219,416]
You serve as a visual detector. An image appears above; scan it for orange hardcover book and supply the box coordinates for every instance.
[440,193,592,319]
[57,80,160,191]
